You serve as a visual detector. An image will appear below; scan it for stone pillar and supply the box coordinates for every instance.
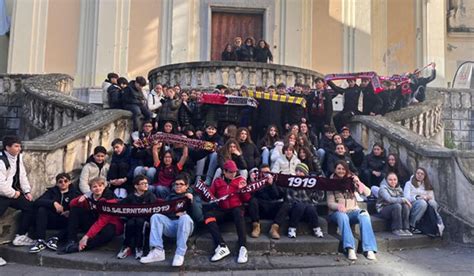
[370,0,388,75]
[425,0,447,87]
[170,0,200,64]
[75,0,131,87]
[7,0,49,73]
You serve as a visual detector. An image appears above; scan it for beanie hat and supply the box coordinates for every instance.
[295,163,309,176]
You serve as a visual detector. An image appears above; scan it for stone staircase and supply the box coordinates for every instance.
[0,202,446,272]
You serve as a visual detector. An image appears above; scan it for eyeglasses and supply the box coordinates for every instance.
[137,182,149,186]
[58,179,69,184]
[175,182,187,186]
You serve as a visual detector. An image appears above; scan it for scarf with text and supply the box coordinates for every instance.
[137,132,218,151]
[194,174,354,203]
[324,72,384,94]
[199,93,258,108]
[241,90,307,108]
[96,197,189,217]
[379,74,412,95]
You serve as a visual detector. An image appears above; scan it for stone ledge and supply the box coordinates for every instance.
[20,109,132,151]
[385,90,443,122]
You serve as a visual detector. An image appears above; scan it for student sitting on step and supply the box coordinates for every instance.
[327,160,377,261]
[29,173,82,253]
[376,172,413,237]
[60,177,123,254]
[204,160,251,264]
[286,163,324,239]
[107,138,132,199]
[140,174,194,267]
[79,146,110,194]
[248,165,288,239]
[116,175,156,260]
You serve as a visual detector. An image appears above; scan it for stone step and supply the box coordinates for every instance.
[325,214,389,235]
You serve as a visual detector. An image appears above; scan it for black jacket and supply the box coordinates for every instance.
[344,136,363,154]
[222,51,237,61]
[256,99,284,130]
[362,84,383,115]
[327,81,361,113]
[217,153,247,171]
[326,153,358,176]
[284,93,307,126]
[306,89,337,126]
[158,97,181,124]
[189,100,206,130]
[239,141,261,170]
[205,104,242,125]
[237,45,254,61]
[410,69,436,103]
[164,189,194,220]
[361,153,387,178]
[253,182,283,202]
[107,84,123,109]
[122,81,145,106]
[120,190,156,205]
[254,47,273,63]
[178,102,193,127]
[131,146,154,167]
[35,186,82,211]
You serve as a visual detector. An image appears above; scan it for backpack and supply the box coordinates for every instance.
[416,204,440,237]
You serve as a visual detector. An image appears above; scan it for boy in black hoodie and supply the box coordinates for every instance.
[108,138,132,198]
[122,76,153,131]
[29,173,82,253]
[117,175,157,260]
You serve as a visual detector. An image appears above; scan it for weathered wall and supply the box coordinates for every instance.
[434,87,474,150]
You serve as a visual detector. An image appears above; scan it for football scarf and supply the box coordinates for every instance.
[199,93,258,108]
[241,90,307,108]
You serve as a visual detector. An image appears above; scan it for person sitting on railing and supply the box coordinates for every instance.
[102,72,118,109]
[122,76,153,131]
[284,83,307,132]
[306,78,337,139]
[254,39,273,63]
[327,78,362,133]
[107,77,128,109]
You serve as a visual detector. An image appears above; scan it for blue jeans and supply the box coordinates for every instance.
[148,185,170,199]
[149,214,194,256]
[410,199,439,227]
[123,104,153,131]
[133,166,156,184]
[329,210,377,252]
[195,152,218,186]
[261,147,273,166]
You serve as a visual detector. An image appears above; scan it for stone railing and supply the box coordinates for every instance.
[384,89,444,145]
[21,75,100,138]
[21,109,132,198]
[349,115,474,243]
[148,61,324,90]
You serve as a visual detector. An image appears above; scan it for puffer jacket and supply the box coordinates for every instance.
[178,102,193,127]
[35,186,82,211]
[209,176,251,209]
[158,97,182,123]
[361,152,387,178]
[79,156,110,193]
[376,179,406,212]
[122,81,146,106]
[271,155,300,175]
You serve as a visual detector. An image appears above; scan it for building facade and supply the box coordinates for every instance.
[0,0,472,88]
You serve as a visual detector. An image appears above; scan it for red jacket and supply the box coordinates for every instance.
[209,176,251,209]
[70,195,124,239]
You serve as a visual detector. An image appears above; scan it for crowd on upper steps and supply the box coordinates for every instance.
[0,62,441,268]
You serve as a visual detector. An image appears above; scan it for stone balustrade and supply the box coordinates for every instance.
[384,90,445,145]
[148,61,324,90]
[21,75,100,138]
[349,115,474,243]
[20,109,132,198]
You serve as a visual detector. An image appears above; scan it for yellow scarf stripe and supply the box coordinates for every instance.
[242,90,306,108]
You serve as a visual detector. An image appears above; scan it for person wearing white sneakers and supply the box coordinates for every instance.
[204,160,251,264]
[327,161,378,261]
[0,136,35,247]
[140,174,194,267]
[286,163,324,239]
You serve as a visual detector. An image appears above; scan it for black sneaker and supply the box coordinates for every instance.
[29,240,46,253]
[58,240,79,254]
[46,237,59,251]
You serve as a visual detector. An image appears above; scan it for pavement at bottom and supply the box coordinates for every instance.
[0,243,473,276]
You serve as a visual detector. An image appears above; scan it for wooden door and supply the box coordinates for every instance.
[211,12,263,61]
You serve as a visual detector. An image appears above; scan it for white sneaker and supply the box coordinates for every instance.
[116,246,132,259]
[12,234,35,247]
[172,254,184,267]
[366,250,377,260]
[210,245,230,262]
[288,227,296,238]
[347,248,357,260]
[313,227,324,238]
[237,246,248,264]
[135,248,143,260]
[437,223,445,237]
[0,257,6,266]
[139,248,165,264]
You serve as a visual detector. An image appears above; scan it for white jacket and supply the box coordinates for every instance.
[271,154,301,175]
[403,176,435,202]
[102,81,112,108]
[147,90,164,113]
[79,161,109,193]
[0,152,31,198]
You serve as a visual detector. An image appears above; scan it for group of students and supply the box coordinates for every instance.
[221,36,273,63]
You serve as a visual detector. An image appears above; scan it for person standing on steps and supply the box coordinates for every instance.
[0,136,35,265]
